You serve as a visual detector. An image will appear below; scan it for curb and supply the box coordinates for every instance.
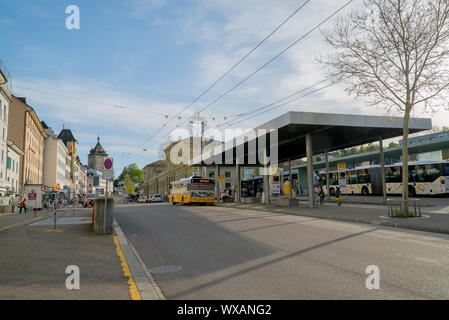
[216,203,449,236]
[113,218,164,300]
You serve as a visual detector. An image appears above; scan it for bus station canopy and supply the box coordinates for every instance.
[191,111,432,167]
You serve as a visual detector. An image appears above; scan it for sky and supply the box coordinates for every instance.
[1,0,448,175]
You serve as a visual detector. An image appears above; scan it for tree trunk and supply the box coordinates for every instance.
[401,107,411,216]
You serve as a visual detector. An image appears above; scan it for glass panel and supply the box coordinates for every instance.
[443,164,449,176]
[357,169,371,184]
[425,164,440,182]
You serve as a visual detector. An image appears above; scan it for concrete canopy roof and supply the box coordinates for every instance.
[192,111,432,167]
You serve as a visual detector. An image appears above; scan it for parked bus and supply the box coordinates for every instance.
[170,176,215,205]
[319,160,449,197]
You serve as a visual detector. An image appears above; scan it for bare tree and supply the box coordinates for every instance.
[319,0,449,215]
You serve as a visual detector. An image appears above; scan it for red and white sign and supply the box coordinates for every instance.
[104,158,113,170]
[28,190,37,200]
[103,158,113,179]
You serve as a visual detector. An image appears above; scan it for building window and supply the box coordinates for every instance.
[225,183,231,188]
[438,134,448,139]
[225,171,231,178]
[208,171,215,178]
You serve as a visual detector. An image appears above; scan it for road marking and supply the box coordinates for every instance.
[0,217,43,232]
[41,229,65,233]
[113,235,142,300]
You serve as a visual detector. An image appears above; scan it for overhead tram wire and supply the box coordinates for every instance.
[217,77,336,128]
[191,0,355,117]
[170,0,355,136]
[12,85,173,117]
[140,78,338,152]
[225,80,338,127]
[136,0,314,151]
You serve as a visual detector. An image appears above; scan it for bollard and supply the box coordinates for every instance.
[92,204,95,224]
[54,211,56,230]
[34,207,36,217]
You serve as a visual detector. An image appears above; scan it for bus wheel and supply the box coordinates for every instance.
[408,186,416,197]
[361,187,369,196]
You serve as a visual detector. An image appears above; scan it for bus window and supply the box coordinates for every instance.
[414,165,426,182]
[386,166,401,182]
[444,164,449,176]
[425,164,441,182]
[347,171,357,184]
[357,169,371,184]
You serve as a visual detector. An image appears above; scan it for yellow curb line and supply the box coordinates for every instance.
[113,235,142,300]
[0,217,44,232]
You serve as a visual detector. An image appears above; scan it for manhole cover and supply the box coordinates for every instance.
[148,265,182,273]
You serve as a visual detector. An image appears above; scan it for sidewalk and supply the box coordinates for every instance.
[0,209,131,300]
[217,199,449,235]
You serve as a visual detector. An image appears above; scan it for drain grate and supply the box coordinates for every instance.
[148,265,182,273]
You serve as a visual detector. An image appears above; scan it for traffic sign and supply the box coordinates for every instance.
[104,158,113,170]
[63,185,68,190]
[103,158,113,179]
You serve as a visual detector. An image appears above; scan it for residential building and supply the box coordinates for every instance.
[8,96,48,190]
[6,140,23,195]
[0,60,11,196]
[57,128,78,198]
[41,123,69,191]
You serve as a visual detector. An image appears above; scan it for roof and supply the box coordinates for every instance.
[192,111,432,167]
[89,137,107,156]
[144,160,166,168]
[58,129,77,145]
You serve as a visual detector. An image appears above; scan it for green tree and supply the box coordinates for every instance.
[117,163,144,183]
[124,174,135,194]
[388,142,398,149]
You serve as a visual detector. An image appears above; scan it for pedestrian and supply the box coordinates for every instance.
[335,187,342,206]
[19,196,27,214]
[319,187,325,208]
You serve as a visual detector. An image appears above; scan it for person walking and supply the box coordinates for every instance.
[319,187,325,208]
[19,196,27,214]
[335,187,342,206]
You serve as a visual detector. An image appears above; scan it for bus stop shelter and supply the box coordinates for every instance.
[191,111,432,207]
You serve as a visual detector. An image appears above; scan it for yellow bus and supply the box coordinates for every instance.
[170,176,215,205]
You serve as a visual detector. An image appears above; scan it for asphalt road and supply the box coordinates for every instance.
[115,203,449,299]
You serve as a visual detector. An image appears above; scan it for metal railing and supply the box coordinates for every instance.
[387,198,422,217]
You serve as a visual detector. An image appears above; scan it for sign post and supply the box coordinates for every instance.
[103,158,113,233]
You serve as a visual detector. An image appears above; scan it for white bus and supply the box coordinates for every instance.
[319,160,449,197]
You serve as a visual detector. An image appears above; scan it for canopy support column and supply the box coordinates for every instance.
[306,134,315,208]
[325,150,330,200]
[235,160,241,203]
[263,151,270,205]
[288,159,293,199]
[379,136,387,202]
